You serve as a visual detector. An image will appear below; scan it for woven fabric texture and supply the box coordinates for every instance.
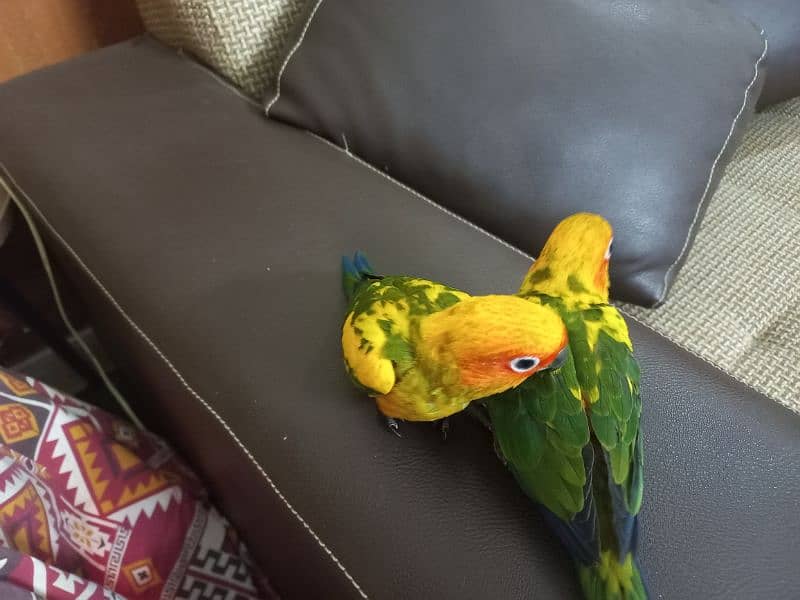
[135,0,311,98]
[624,97,800,412]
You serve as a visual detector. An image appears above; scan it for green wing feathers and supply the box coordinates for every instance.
[499,293,646,598]
[590,326,643,519]
[555,302,643,519]
[486,351,603,566]
[516,255,646,599]
[340,252,470,396]
[580,306,644,575]
[487,351,589,520]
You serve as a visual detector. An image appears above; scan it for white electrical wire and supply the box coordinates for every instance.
[0,176,144,430]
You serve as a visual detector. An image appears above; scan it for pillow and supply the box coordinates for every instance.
[266,0,766,306]
[136,0,312,98]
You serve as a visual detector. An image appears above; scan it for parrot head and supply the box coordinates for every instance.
[525,212,614,301]
[419,295,568,399]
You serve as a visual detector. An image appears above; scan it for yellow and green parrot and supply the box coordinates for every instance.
[341,251,569,433]
[482,213,646,599]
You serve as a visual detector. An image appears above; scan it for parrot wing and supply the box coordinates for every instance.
[486,349,600,565]
[341,260,469,395]
[575,305,644,558]
[341,307,403,395]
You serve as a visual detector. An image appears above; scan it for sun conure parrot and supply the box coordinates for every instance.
[341,251,570,433]
[481,214,646,600]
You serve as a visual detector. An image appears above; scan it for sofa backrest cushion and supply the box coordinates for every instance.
[266,0,766,306]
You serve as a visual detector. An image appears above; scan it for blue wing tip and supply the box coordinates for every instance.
[538,504,599,566]
[342,251,375,287]
[353,250,373,274]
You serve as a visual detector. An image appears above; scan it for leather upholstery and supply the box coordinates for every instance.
[716,0,800,106]
[1,38,798,599]
[267,0,766,307]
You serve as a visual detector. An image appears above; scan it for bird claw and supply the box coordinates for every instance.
[437,418,450,440]
[384,416,402,437]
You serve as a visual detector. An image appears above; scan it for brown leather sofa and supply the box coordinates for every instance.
[1,36,799,599]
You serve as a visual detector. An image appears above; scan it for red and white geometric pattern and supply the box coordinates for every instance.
[0,368,273,599]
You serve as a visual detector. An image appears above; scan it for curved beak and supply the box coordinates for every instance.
[548,347,570,370]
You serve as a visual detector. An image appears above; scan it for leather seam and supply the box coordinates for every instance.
[657,32,767,304]
[307,132,531,259]
[305,132,790,410]
[264,0,325,116]
[0,164,370,600]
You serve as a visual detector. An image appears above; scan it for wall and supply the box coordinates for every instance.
[0,0,143,83]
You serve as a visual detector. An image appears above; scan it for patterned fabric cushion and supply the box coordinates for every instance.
[136,0,311,98]
[0,369,275,599]
[623,97,800,413]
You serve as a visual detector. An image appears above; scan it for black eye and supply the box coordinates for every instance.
[509,356,541,373]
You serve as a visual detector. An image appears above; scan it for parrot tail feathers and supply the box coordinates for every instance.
[341,251,377,301]
[539,501,599,566]
[538,443,600,566]
[537,445,600,566]
[577,552,648,600]
[608,477,639,558]
[607,431,644,558]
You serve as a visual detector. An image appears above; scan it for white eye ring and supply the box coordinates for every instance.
[509,356,541,373]
[604,237,614,260]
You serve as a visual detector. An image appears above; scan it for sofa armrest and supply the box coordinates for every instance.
[1,37,799,599]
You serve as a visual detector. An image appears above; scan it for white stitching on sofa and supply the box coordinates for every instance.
[264,0,325,117]
[305,132,797,410]
[0,178,145,430]
[657,33,767,305]
[0,166,370,600]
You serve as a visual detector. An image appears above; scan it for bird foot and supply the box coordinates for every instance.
[384,416,402,437]
[436,418,450,440]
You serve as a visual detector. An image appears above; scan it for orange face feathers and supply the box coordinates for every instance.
[419,295,568,398]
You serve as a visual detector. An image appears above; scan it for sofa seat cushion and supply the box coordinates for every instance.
[1,37,799,599]
[624,96,800,413]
